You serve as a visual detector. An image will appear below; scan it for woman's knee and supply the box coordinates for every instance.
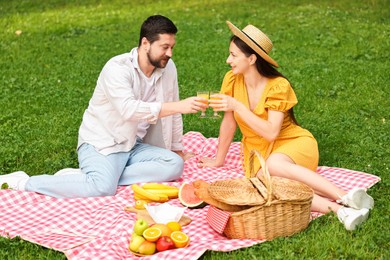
[266,154,293,177]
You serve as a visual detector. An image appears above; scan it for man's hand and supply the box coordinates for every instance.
[160,96,208,117]
[179,96,209,114]
[175,151,196,161]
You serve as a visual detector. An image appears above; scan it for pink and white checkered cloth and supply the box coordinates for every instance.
[0,131,381,259]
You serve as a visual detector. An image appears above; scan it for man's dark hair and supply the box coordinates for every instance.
[138,15,178,46]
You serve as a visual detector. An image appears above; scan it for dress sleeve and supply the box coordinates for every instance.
[265,77,298,112]
[220,70,236,97]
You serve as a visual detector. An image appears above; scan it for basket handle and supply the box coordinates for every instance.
[249,150,273,205]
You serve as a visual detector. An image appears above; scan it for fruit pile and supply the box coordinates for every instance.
[132,183,179,209]
[129,219,190,255]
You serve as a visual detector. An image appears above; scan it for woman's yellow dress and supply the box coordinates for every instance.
[220,71,319,177]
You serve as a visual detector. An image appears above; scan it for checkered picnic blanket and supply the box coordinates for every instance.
[0,131,381,259]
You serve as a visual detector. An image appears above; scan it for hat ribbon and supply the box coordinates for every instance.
[241,31,268,54]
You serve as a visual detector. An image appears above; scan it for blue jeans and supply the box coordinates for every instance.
[25,140,184,198]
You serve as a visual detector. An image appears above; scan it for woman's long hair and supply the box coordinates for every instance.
[231,36,299,125]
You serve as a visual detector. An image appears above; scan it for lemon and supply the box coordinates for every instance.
[166,221,182,232]
[134,199,148,210]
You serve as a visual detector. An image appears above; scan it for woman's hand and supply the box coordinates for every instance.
[209,94,241,112]
[197,157,223,168]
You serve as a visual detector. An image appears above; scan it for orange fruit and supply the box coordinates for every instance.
[170,231,189,248]
[142,227,162,242]
[152,223,172,237]
[166,221,182,232]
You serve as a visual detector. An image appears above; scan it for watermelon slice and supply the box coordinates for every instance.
[178,182,207,209]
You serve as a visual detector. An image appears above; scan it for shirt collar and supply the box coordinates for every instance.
[130,47,164,79]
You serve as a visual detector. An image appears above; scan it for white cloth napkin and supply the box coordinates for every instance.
[145,203,186,224]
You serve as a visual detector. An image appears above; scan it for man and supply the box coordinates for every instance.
[0,15,206,198]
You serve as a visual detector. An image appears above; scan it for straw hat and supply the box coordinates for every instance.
[226,21,279,67]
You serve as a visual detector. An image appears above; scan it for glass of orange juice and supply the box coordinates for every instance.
[197,91,209,118]
[209,91,221,118]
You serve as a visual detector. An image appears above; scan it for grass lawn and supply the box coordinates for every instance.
[1,0,389,259]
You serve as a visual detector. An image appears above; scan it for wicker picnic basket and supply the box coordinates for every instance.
[208,150,313,240]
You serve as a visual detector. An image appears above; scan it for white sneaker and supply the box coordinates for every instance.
[337,187,374,210]
[54,168,83,176]
[0,171,29,190]
[337,207,370,231]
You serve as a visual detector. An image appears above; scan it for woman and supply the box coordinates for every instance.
[198,21,374,231]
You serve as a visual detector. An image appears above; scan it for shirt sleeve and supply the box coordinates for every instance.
[220,70,236,97]
[264,77,298,112]
[99,59,161,124]
[170,74,184,151]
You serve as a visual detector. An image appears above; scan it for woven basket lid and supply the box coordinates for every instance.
[267,176,313,202]
[208,177,266,206]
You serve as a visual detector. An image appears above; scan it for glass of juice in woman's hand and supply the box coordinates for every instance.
[209,91,221,118]
[197,91,209,118]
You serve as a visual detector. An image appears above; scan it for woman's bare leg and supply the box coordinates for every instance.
[259,153,371,230]
[263,153,347,201]
[312,193,341,213]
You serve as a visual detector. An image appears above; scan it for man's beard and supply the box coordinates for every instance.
[147,52,170,68]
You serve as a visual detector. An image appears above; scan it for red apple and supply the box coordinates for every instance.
[156,236,175,252]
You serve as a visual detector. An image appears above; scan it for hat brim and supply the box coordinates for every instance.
[226,21,279,67]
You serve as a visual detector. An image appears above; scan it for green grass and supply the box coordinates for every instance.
[1,0,389,259]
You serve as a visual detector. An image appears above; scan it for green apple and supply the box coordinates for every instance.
[129,233,145,253]
[133,218,149,236]
[138,240,156,255]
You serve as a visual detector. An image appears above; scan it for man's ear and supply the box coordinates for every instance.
[141,37,150,50]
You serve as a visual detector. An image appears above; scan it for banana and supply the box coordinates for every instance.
[131,184,161,201]
[142,183,179,190]
[157,194,169,202]
[141,183,179,199]
[145,189,179,199]
[132,184,171,202]
[133,189,153,200]
[134,193,168,203]
[134,194,153,202]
